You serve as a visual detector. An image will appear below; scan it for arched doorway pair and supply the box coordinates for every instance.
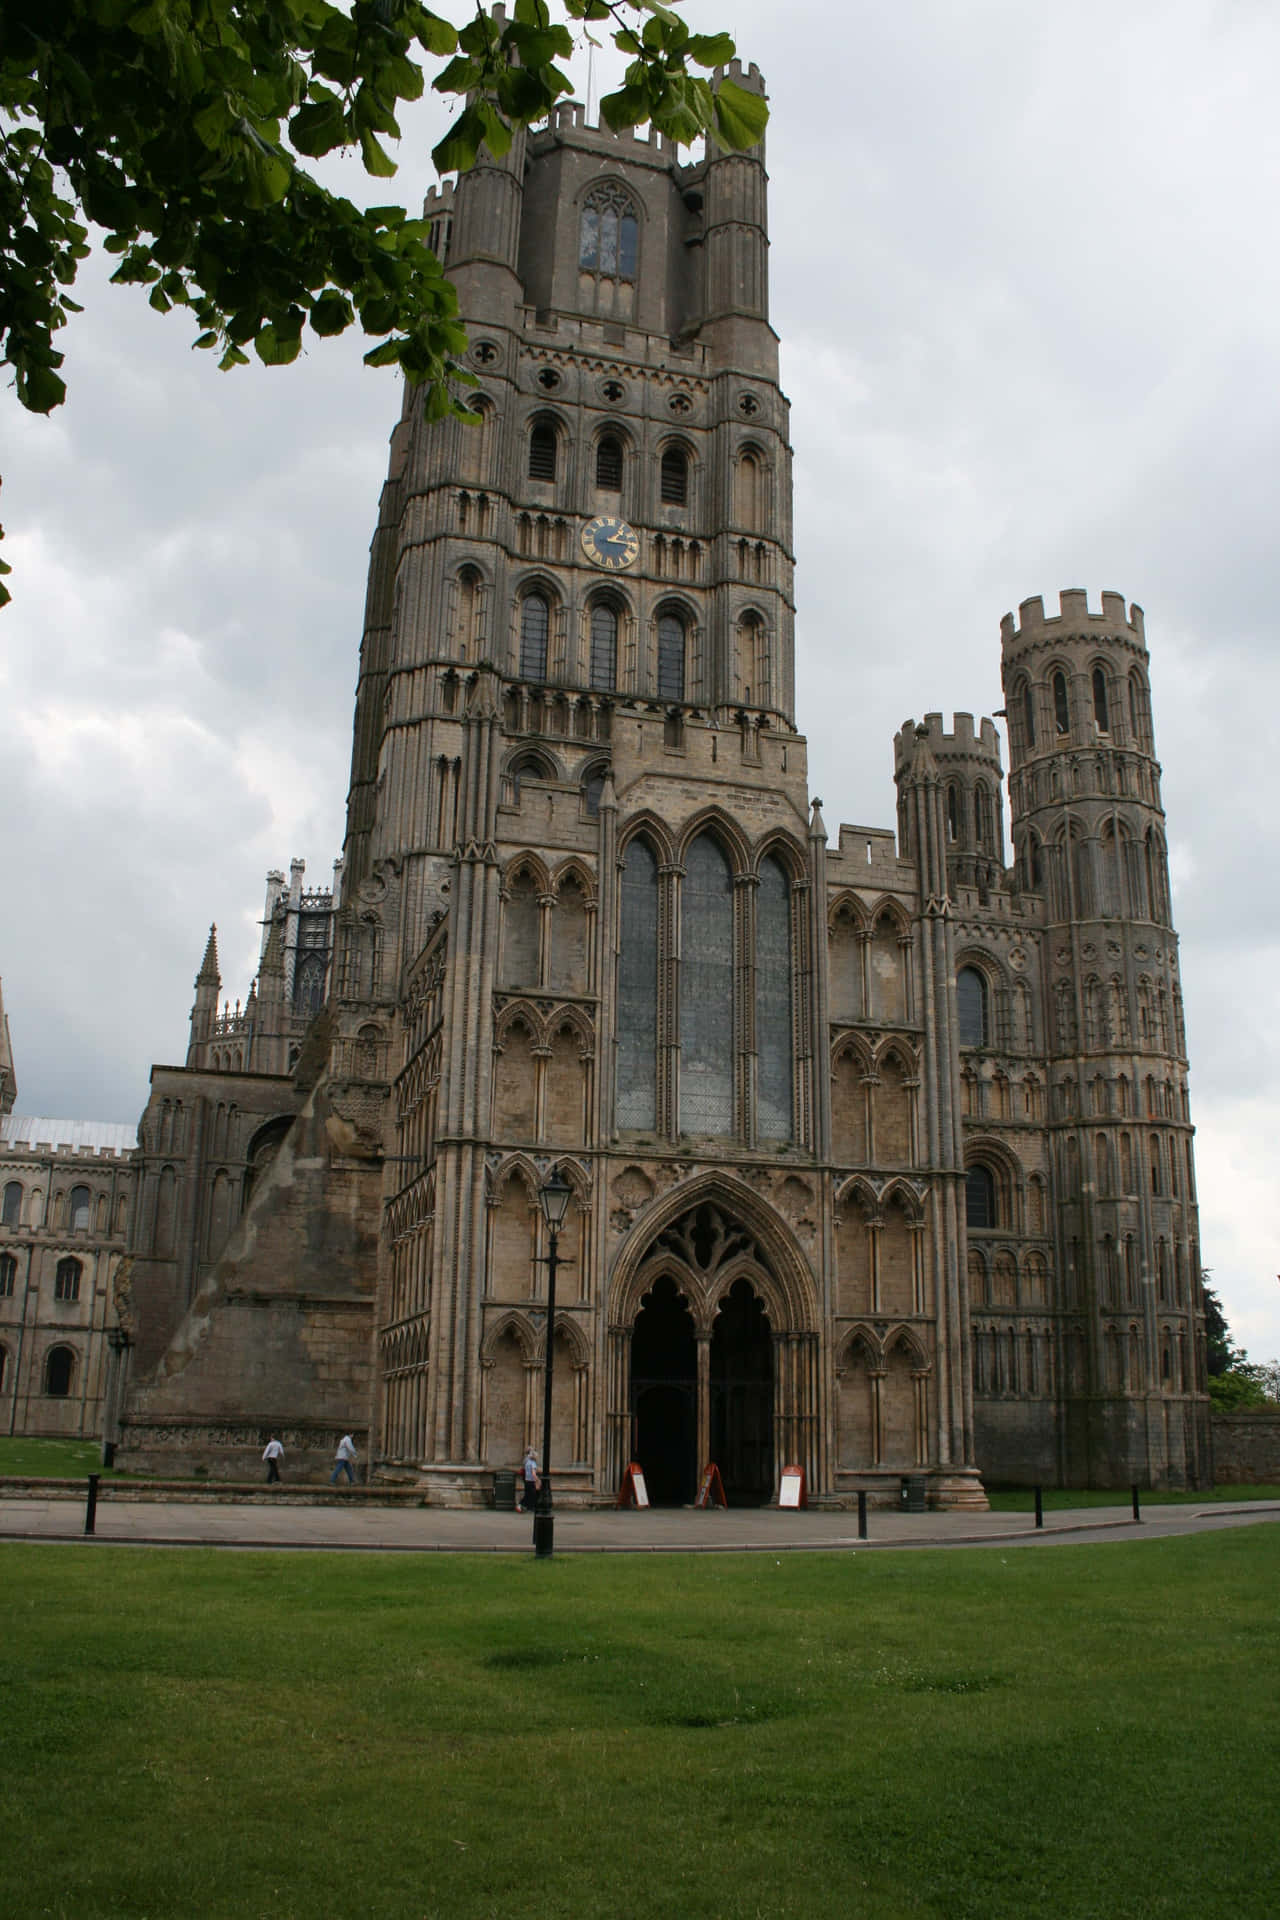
[631,1273,772,1505]
[616,1195,816,1506]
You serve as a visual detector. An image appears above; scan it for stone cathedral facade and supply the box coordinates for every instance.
[112,69,1210,1500]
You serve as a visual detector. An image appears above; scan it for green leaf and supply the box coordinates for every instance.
[360,128,399,178]
[255,324,303,367]
[16,362,67,413]
[363,338,403,368]
[218,345,251,370]
[289,98,349,158]
[713,78,769,150]
[310,291,353,336]
[687,33,736,68]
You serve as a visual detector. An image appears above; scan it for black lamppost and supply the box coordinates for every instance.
[533,1166,572,1559]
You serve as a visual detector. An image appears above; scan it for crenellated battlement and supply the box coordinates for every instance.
[1000,588,1145,651]
[893,711,1002,773]
[1,1118,137,1160]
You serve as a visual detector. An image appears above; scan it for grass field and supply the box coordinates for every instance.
[3,1531,1277,1919]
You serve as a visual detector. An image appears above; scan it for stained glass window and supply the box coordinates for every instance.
[580,191,638,280]
[756,856,793,1139]
[681,835,734,1135]
[520,594,549,680]
[617,840,658,1128]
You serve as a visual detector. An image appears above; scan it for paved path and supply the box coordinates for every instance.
[1,1492,1277,1555]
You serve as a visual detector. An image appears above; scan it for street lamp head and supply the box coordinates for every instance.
[539,1166,572,1231]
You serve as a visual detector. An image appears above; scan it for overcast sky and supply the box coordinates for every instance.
[2,1,1277,1357]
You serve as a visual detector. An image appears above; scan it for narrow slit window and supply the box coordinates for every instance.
[596,435,623,490]
[1092,666,1110,732]
[657,613,685,702]
[528,424,557,482]
[1053,670,1071,736]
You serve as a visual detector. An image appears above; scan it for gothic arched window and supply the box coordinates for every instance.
[2,1181,20,1227]
[657,611,686,702]
[946,784,960,843]
[0,1252,16,1296]
[965,1164,996,1231]
[957,967,988,1048]
[54,1257,81,1303]
[589,603,617,692]
[69,1185,91,1232]
[579,185,639,281]
[519,593,550,681]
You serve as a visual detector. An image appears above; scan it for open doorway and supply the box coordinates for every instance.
[630,1274,696,1505]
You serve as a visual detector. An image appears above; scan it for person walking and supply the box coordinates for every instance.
[521,1446,540,1512]
[331,1432,358,1486]
[262,1435,284,1484]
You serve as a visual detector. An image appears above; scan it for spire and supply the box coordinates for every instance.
[188,925,222,1065]
[196,925,221,988]
[0,974,16,1116]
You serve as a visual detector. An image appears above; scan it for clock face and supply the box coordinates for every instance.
[581,514,640,571]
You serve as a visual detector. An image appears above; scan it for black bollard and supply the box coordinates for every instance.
[84,1473,100,1537]
[1034,1486,1043,1529]
[1131,1484,1141,1522]
[857,1489,868,1540]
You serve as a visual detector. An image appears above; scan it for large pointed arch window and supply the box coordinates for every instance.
[617,838,658,1129]
[614,832,803,1145]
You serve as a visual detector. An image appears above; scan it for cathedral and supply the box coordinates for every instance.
[14,65,1207,1500]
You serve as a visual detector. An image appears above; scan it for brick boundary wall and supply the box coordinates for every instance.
[1211,1413,1280,1484]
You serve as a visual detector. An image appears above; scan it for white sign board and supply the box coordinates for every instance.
[779,1466,805,1509]
[630,1468,650,1509]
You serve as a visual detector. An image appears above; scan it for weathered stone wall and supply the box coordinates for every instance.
[119,1070,381,1477]
[1211,1412,1280,1484]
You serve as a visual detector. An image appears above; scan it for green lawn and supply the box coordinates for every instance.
[2,1532,1277,1918]
[0,1435,112,1477]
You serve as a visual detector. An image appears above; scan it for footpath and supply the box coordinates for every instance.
[1,1484,1277,1555]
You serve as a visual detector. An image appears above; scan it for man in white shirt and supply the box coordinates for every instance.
[262,1435,284,1484]
[331,1433,358,1486]
[521,1447,540,1511]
